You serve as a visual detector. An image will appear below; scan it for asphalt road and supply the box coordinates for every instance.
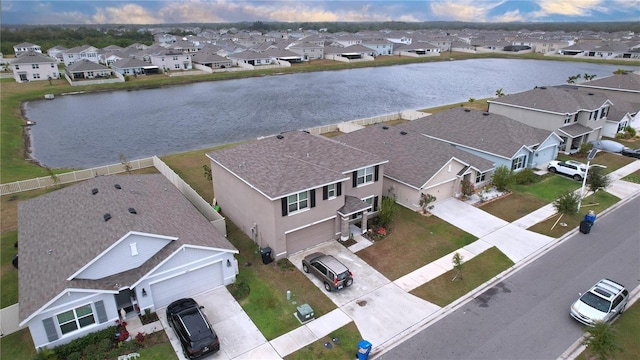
[379,196,640,360]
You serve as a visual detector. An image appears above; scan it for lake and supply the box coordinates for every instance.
[25,58,639,168]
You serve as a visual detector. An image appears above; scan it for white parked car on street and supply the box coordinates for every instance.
[570,279,629,326]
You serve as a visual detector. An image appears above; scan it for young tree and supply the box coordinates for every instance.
[119,153,132,174]
[419,193,437,213]
[202,164,212,181]
[452,252,464,281]
[587,167,611,203]
[582,321,621,360]
[377,196,398,228]
[553,191,580,216]
[491,165,514,192]
[495,88,505,97]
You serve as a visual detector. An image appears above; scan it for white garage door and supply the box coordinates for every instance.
[150,262,223,309]
[286,219,335,256]
[425,180,456,201]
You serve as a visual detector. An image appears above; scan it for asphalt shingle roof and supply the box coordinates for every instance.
[207,131,386,199]
[66,59,109,72]
[402,108,555,159]
[10,51,56,64]
[335,121,494,189]
[488,86,611,114]
[577,72,640,93]
[18,174,236,322]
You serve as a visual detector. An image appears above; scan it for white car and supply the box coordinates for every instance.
[547,160,587,181]
[570,279,629,326]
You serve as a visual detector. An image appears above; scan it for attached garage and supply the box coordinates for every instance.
[150,261,223,308]
[424,180,456,201]
[286,219,335,256]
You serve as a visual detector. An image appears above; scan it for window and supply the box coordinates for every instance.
[50,63,55,68]
[327,184,336,198]
[15,65,19,70]
[174,64,180,69]
[475,172,487,183]
[600,107,607,119]
[32,74,40,79]
[511,155,526,170]
[57,304,95,335]
[173,56,178,61]
[356,167,374,185]
[288,191,308,213]
[564,116,571,124]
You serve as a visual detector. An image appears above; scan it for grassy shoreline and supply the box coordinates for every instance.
[2,52,639,183]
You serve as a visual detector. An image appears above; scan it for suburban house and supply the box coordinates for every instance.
[400,108,562,172]
[191,52,233,69]
[18,174,239,350]
[149,50,192,71]
[111,58,159,76]
[599,94,640,137]
[65,59,112,80]
[488,86,612,154]
[62,45,100,66]
[10,51,60,83]
[572,72,640,104]
[14,42,42,56]
[392,43,441,57]
[324,45,376,61]
[47,45,68,62]
[287,41,325,61]
[206,131,387,259]
[228,50,275,67]
[335,119,495,212]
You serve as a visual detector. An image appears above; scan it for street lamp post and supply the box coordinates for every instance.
[577,148,599,211]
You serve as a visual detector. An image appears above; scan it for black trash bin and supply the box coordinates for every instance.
[579,220,593,234]
[260,247,273,264]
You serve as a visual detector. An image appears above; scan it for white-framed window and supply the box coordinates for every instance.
[173,56,178,61]
[56,304,95,335]
[564,116,571,124]
[600,107,607,119]
[327,183,336,198]
[357,167,374,186]
[511,156,526,171]
[288,191,308,213]
[50,63,55,68]
[33,74,40,79]
[15,65,19,70]
[32,64,39,69]
[475,172,487,184]
[174,64,180,69]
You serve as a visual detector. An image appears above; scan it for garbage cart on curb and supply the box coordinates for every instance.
[580,210,597,234]
[357,339,372,360]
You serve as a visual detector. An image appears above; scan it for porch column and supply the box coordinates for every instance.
[340,216,350,241]
[361,211,369,234]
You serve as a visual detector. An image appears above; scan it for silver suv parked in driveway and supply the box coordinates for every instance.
[570,278,629,326]
[302,252,353,292]
[547,160,587,181]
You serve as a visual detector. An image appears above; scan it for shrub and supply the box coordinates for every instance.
[97,338,113,352]
[514,168,538,185]
[66,352,82,360]
[377,196,398,228]
[491,166,514,192]
[579,142,593,156]
[460,179,474,197]
[553,191,580,215]
[624,126,636,138]
[53,327,116,359]
[135,332,146,345]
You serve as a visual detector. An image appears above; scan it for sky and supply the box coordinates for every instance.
[1,0,639,25]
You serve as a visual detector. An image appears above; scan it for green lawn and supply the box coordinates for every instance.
[0,328,37,360]
[357,206,478,281]
[410,247,514,306]
[284,322,362,360]
[622,169,640,184]
[575,301,640,360]
[480,191,547,222]
[511,174,581,203]
[136,342,178,359]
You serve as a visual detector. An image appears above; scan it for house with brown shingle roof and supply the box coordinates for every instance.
[335,119,494,211]
[206,131,387,258]
[18,174,238,350]
[488,86,612,154]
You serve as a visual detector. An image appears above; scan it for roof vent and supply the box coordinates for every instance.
[114,184,122,189]
[464,109,471,112]
[276,134,284,139]
[483,112,490,116]
[588,93,594,95]
[91,188,99,195]
[539,86,547,89]
[128,208,137,214]
[382,126,389,130]
[103,213,112,222]
[400,131,407,135]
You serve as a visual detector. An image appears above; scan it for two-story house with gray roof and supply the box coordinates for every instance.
[488,86,612,154]
[206,131,387,259]
[14,42,42,56]
[62,45,99,66]
[18,174,238,350]
[10,51,60,83]
[573,72,640,104]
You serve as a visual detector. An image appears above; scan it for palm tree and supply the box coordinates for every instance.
[495,88,505,97]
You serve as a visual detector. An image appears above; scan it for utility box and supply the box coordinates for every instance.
[295,303,314,323]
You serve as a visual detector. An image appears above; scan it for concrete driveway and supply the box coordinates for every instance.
[288,241,391,307]
[430,198,509,238]
[158,287,280,360]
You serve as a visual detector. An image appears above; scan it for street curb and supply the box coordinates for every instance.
[371,190,640,359]
[557,285,640,360]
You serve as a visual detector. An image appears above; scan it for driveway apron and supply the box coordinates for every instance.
[430,198,509,238]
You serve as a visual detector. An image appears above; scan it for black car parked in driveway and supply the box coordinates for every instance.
[621,147,640,159]
[166,298,220,359]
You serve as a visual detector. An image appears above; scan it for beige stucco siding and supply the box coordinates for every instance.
[488,103,565,132]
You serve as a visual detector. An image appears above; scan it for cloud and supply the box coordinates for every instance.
[93,3,160,24]
[430,0,507,22]
[491,9,525,22]
[532,0,606,18]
